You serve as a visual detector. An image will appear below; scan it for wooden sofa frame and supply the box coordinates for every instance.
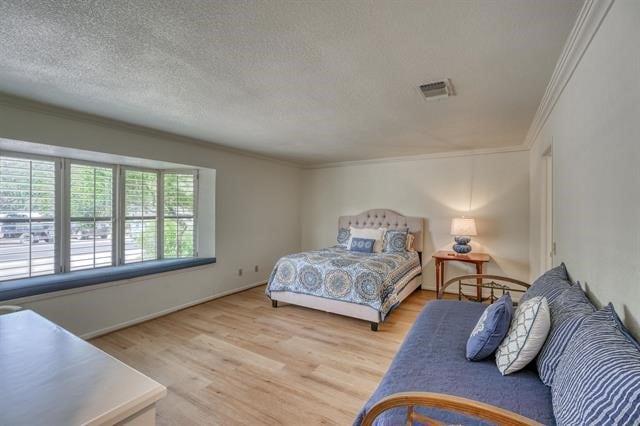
[361,391,542,425]
[362,274,536,426]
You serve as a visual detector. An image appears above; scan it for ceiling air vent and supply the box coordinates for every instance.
[419,79,454,101]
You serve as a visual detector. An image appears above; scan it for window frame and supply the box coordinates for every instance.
[161,169,199,259]
[119,166,162,265]
[0,149,200,282]
[0,150,62,278]
[63,159,117,272]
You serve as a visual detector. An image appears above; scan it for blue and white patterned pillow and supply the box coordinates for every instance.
[495,296,550,375]
[349,238,375,253]
[521,263,571,306]
[552,304,640,425]
[536,283,596,385]
[383,229,408,253]
[337,227,350,247]
[466,293,513,361]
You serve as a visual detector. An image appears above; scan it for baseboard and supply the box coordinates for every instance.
[421,282,436,291]
[80,281,266,339]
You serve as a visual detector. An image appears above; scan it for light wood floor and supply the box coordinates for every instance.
[92,285,438,425]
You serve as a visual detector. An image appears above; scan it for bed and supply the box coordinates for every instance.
[266,209,423,330]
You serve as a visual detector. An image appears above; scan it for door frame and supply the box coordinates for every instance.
[542,145,554,270]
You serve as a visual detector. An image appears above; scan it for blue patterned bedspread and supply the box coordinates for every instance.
[266,246,422,320]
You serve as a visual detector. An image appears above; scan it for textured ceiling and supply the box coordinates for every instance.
[0,0,583,164]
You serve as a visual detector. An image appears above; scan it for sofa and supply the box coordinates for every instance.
[354,266,640,425]
[354,299,553,425]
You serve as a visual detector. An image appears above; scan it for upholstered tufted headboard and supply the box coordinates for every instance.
[338,209,424,253]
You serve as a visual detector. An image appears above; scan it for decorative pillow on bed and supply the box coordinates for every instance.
[337,227,350,247]
[348,226,386,253]
[349,238,375,253]
[495,296,550,375]
[383,229,408,253]
[405,233,415,252]
[552,304,640,425]
[466,293,513,361]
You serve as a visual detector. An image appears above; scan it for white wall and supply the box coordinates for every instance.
[0,98,302,337]
[302,150,530,289]
[529,0,640,336]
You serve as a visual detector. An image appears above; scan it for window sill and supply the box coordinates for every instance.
[0,258,216,302]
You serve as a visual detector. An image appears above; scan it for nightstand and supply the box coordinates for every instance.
[432,250,490,300]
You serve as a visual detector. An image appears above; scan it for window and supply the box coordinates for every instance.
[0,155,57,280]
[123,169,159,263]
[163,171,197,258]
[68,163,114,271]
[0,150,201,282]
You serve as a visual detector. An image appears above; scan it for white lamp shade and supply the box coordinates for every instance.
[451,217,477,236]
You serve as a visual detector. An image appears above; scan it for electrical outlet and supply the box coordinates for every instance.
[254,265,259,272]
[238,268,243,276]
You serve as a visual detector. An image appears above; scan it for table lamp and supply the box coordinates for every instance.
[451,217,477,254]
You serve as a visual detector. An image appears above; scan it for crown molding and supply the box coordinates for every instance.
[0,93,302,169]
[303,145,529,170]
[524,0,614,149]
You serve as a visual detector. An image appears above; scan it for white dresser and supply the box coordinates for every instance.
[0,310,166,425]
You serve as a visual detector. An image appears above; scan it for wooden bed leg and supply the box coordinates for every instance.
[271,300,278,308]
[370,322,379,332]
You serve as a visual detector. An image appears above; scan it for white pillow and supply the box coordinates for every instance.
[348,226,386,253]
[495,296,550,375]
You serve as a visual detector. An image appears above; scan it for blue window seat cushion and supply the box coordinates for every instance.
[0,257,216,301]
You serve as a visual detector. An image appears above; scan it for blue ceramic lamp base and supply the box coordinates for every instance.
[452,236,472,254]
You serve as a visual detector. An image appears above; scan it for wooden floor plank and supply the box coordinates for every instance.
[91,285,437,425]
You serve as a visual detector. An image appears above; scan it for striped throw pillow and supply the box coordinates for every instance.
[552,304,640,425]
[536,283,596,385]
[549,281,595,326]
[521,263,571,306]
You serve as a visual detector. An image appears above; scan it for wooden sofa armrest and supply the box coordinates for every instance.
[361,391,542,426]
[438,274,530,301]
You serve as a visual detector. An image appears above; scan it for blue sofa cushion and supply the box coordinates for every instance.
[553,304,640,425]
[466,293,513,361]
[536,283,595,385]
[354,300,554,425]
[521,263,571,306]
[349,238,375,253]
